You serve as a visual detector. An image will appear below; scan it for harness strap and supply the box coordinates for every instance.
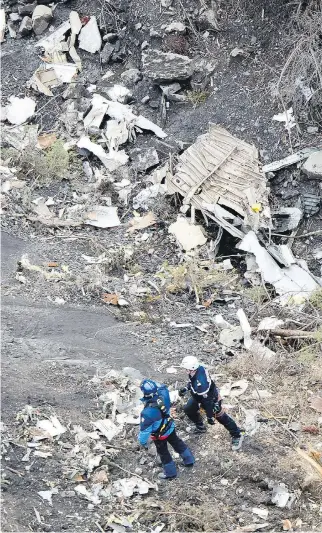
[150,398,172,438]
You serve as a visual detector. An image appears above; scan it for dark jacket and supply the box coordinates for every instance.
[187,366,219,419]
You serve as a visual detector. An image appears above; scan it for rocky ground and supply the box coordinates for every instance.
[1,0,322,531]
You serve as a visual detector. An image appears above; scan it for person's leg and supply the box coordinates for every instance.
[154,440,177,478]
[215,406,241,439]
[184,397,205,430]
[214,402,244,450]
[167,429,195,466]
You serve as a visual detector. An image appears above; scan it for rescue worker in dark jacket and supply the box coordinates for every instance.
[138,379,195,479]
[179,356,244,451]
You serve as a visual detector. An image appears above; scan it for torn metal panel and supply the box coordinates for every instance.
[35,20,71,53]
[166,124,271,237]
[262,148,317,173]
[238,231,319,306]
[272,207,302,232]
[267,244,296,267]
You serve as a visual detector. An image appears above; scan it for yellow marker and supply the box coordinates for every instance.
[251,203,262,213]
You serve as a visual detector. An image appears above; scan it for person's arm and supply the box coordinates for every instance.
[196,366,211,395]
[179,382,191,397]
[138,412,154,446]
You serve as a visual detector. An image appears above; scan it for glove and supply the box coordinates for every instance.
[213,401,221,414]
[179,387,188,397]
[207,418,215,425]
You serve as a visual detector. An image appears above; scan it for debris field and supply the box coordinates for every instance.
[1,0,322,531]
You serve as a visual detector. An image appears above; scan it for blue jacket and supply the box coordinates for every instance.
[187,366,219,419]
[138,383,175,445]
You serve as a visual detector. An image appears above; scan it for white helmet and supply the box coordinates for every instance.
[181,356,199,371]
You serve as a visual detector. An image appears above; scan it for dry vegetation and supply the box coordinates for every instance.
[2,140,77,185]
[273,0,322,126]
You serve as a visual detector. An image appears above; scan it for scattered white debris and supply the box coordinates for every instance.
[128,212,156,233]
[252,508,269,520]
[22,448,32,462]
[257,317,285,331]
[168,217,207,251]
[243,409,260,435]
[35,20,71,53]
[77,136,128,171]
[237,308,252,349]
[106,84,132,104]
[34,450,53,458]
[79,16,102,54]
[75,484,101,505]
[271,483,290,508]
[166,366,177,374]
[169,390,180,403]
[85,205,120,229]
[272,107,296,131]
[69,10,82,34]
[133,184,167,210]
[213,315,231,329]
[230,47,246,57]
[262,148,316,173]
[35,416,66,440]
[5,97,36,125]
[112,476,156,498]
[219,326,243,347]
[38,488,58,506]
[0,8,6,43]
[84,94,167,139]
[92,419,122,441]
[238,231,319,306]
[165,22,186,33]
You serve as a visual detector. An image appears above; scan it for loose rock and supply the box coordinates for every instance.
[121,68,142,85]
[131,147,159,172]
[165,22,186,34]
[32,5,52,36]
[18,3,36,16]
[100,43,114,64]
[142,49,194,83]
[9,13,21,22]
[19,16,33,36]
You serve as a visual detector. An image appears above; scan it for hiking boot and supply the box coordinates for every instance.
[158,472,177,480]
[231,432,244,451]
[193,424,207,434]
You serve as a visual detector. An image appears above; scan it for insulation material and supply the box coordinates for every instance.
[166,124,271,237]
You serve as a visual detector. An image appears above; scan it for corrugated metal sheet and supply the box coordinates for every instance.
[166,124,271,236]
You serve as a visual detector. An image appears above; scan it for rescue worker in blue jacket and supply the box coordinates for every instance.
[138,379,195,479]
[179,356,244,451]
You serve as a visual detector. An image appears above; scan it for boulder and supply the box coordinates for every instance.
[302,151,322,179]
[142,49,194,83]
[32,5,52,35]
